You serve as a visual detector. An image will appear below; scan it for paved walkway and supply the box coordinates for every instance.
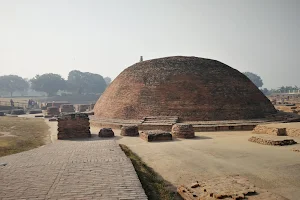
[0,138,147,200]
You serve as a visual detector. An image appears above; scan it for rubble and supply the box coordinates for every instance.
[60,104,75,113]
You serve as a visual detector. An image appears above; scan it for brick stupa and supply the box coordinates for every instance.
[94,56,276,121]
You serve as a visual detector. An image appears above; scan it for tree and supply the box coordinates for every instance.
[260,88,270,95]
[0,75,29,97]
[243,72,263,88]
[67,70,107,94]
[30,73,66,96]
[104,77,112,85]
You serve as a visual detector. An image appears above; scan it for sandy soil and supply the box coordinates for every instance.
[92,127,300,200]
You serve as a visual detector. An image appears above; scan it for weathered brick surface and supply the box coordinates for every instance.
[0,140,147,200]
[60,104,75,113]
[120,126,139,136]
[171,124,195,138]
[253,125,287,136]
[94,56,276,121]
[57,113,91,139]
[140,130,172,142]
[47,106,60,116]
[99,128,115,137]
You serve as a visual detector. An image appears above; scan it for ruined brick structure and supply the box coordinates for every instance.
[57,113,91,139]
[94,56,276,121]
[171,124,195,138]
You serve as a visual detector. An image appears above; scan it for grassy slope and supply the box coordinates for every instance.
[120,144,175,200]
[0,117,49,157]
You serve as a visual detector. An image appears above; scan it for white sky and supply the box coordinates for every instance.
[0,0,299,88]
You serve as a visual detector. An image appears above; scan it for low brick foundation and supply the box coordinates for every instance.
[248,135,297,146]
[140,130,172,142]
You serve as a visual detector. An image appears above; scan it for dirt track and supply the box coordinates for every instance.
[96,128,300,200]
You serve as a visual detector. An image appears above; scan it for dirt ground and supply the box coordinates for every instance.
[0,116,49,157]
[90,126,300,200]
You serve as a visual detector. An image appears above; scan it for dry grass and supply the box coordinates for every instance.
[0,117,50,157]
[120,144,175,200]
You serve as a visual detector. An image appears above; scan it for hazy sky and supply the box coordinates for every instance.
[0,0,299,88]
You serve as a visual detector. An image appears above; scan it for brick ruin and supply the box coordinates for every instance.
[47,106,60,116]
[57,113,91,139]
[94,56,276,121]
[120,126,139,136]
[177,175,287,200]
[60,104,75,113]
[248,135,297,146]
[171,124,195,138]
[98,128,114,137]
[140,130,172,142]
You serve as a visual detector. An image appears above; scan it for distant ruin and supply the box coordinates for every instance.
[94,56,276,121]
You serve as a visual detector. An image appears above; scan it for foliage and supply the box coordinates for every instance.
[269,85,299,94]
[0,75,29,97]
[67,70,107,94]
[260,88,270,95]
[243,72,263,88]
[104,77,112,85]
[30,73,66,96]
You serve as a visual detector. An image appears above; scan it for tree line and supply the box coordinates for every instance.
[243,72,299,95]
[0,70,111,97]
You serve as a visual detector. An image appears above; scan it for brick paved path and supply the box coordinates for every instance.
[0,139,147,200]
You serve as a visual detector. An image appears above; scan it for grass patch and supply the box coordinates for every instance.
[0,117,49,157]
[120,144,175,200]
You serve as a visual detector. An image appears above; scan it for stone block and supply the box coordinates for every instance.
[120,125,139,136]
[99,128,114,137]
[171,124,195,138]
[140,130,172,142]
